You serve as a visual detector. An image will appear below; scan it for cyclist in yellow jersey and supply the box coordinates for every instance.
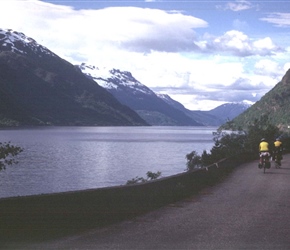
[259,138,271,169]
[274,138,282,148]
[259,139,269,152]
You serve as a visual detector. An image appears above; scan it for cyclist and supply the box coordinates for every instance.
[259,138,271,169]
[273,138,283,167]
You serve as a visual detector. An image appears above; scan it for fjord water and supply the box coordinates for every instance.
[0,126,217,198]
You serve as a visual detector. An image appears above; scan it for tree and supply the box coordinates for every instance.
[245,114,280,154]
[0,142,23,171]
[186,150,202,170]
[211,130,248,158]
[186,114,282,170]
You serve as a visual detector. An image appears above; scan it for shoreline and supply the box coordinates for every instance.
[0,153,256,244]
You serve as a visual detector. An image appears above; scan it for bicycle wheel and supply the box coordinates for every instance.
[262,155,266,173]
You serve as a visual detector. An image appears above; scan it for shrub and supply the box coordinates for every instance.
[126,171,162,185]
[186,151,202,170]
[0,141,23,171]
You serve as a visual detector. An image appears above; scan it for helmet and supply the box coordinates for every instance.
[276,138,280,141]
[261,138,266,142]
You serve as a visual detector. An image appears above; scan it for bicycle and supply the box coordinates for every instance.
[272,151,282,168]
[259,152,271,173]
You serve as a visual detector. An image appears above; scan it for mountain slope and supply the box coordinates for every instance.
[230,69,290,130]
[157,94,222,126]
[207,102,251,122]
[0,29,147,126]
[158,94,250,126]
[79,64,202,126]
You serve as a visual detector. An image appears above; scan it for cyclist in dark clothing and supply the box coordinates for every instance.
[272,138,283,167]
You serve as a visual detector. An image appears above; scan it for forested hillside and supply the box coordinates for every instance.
[228,69,290,130]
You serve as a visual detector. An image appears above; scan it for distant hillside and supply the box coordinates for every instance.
[78,64,202,126]
[0,29,147,126]
[207,102,251,123]
[159,94,250,126]
[229,69,290,130]
[79,64,249,126]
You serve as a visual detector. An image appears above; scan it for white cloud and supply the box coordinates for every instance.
[284,63,290,72]
[0,0,288,111]
[202,30,283,56]
[0,1,208,59]
[254,59,282,77]
[260,12,290,27]
[170,94,228,111]
[253,37,277,50]
[220,0,255,12]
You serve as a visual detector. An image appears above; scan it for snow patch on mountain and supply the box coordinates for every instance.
[0,28,56,57]
[78,64,117,89]
[78,63,154,95]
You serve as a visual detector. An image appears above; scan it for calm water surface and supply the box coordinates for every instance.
[0,126,217,198]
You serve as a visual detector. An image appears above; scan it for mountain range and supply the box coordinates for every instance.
[0,28,249,127]
[78,63,250,126]
[0,29,147,126]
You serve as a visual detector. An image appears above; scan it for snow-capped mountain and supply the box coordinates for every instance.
[0,28,249,126]
[0,29,56,58]
[79,63,250,126]
[0,29,147,126]
[78,63,154,96]
[78,63,202,126]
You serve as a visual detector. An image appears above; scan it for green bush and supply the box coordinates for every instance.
[126,171,162,185]
[186,151,202,171]
[0,141,23,171]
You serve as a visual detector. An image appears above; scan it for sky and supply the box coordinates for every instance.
[1,0,290,110]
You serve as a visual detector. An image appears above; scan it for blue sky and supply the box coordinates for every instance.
[1,0,290,110]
